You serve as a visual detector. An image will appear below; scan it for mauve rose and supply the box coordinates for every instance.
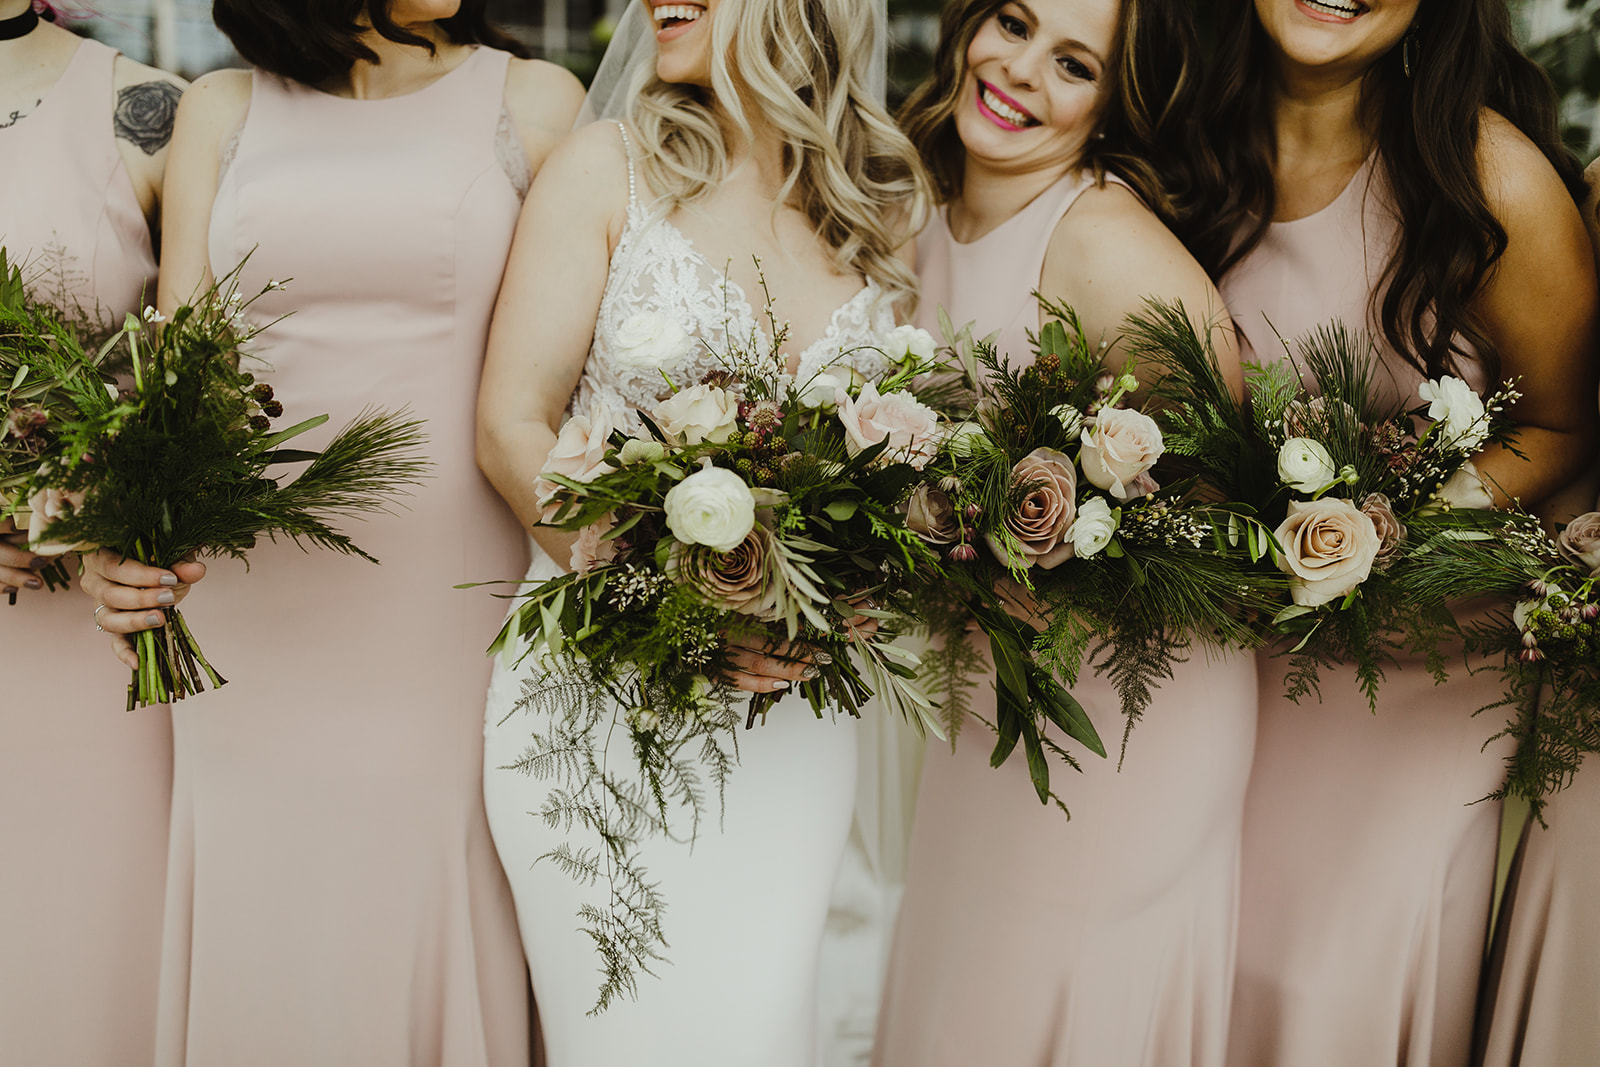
[569,514,620,574]
[986,447,1078,570]
[1358,492,1407,568]
[669,524,781,620]
[1079,407,1164,501]
[1557,512,1600,575]
[835,382,941,469]
[905,484,959,545]
[1273,498,1382,607]
[533,399,619,520]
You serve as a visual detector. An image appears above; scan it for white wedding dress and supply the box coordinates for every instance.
[482,122,898,1067]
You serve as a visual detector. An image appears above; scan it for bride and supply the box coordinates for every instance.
[474,0,929,1061]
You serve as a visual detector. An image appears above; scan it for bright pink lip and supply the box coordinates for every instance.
[1293,0,1366,24]
[974,79,1037,132]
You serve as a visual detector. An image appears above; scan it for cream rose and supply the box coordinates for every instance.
[663,465,756,552]
[835,382,941,469]
[1068,496,1118,559]
[569,514,620,574]
[1557,512,1600,575]
[668,523,781,620]
[1273,498,1382,607]
[1277,437,1337,494]
[1079,407,1164,502]
[905,484,959,545]
[653,383,740,446]
[533,399,619,520]
[25,485,91,556]
[986,447,1078,570]
[1419,375,1489,453]
[613,311,693,374]
[794,371,846,411]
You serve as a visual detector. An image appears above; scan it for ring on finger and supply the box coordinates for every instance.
[93,604,107,632]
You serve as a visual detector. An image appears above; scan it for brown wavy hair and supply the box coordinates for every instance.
[1186,0,1584,382]
[213,0,531,87]
[897,0,1205,231]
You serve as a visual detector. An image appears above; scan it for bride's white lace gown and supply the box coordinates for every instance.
[482,124,896,1066]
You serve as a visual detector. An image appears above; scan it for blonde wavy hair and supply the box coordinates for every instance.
[624,0,931,311]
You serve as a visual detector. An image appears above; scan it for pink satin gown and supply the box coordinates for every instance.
[1220,154,1516,1067]
[154,49,532,1065]
[0,36,169,1066]
[872,172,1259,1067]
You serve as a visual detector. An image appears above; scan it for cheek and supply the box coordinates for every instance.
[1042,84,1104,141]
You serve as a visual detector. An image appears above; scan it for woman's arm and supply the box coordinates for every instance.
[156,69,251,314]
[502,57,586,174]
[1468,112,1600,509]
[110,55,188,238]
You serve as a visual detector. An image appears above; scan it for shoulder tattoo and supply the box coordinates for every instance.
[114,81,184,156]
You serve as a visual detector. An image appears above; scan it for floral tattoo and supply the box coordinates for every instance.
[113,81,183,155]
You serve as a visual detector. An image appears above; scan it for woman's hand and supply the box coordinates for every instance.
[78,549,206,669]
[0,517,47,599]
[722,614,880,694]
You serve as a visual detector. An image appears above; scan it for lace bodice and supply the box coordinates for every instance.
[574,123,897,423]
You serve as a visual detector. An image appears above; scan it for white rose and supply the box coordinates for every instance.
[1277,437,1337,494]
[1273,497,1382,607]
[532,398,620,520]
[1436,460,1495,510]
[663,465,756,552]
[613,312,693,373]
[1079,407,1164,501]
[835,382,942,469]
[1068,496,1119,559]
[1419,376,1488,453]
[652,383,740,446]
[882,324,937,365]
[795,371,845,411]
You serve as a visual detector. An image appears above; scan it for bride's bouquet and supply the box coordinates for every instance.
[15,270,429,707]
[490,307,952,1009]
[909,300,1283,808]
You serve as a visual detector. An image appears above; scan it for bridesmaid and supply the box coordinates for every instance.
[1186,2,1599,1064]
[1473,159,1600,1067]
[872,3,1258,1064]
[82,1,583,1063]
[0,4,191,1062]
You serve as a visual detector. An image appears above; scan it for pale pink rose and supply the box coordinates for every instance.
[905,484,959,545]
[1557,512,1600,575]
[986,447,1077,570]
[652,383,739,446]
[1079,407,1164,501]
[1273,498,1382,607]
[668,524,781,620]
[25,486,91,556]
[569,514,620,574]
[835,382,941,469]
[533,399,620,521]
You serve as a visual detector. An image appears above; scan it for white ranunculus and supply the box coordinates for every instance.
[1419,376,1488,453]
[1068,496,1119,559]
[881,324,937,365]
[663,465,756,552]
[1277,437,1337,494]
[795,371,845,411]
[652,383,740,446]
[613,312,693,374]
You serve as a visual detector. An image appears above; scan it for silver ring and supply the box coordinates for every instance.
[93,604,107,633]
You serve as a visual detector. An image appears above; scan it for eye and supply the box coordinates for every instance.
[996,13,1027,39]
[1058,55,1096,82]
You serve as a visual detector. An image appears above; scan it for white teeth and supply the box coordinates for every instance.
[981,85,1034,128]
[653,4,703,22]
[1303,0,1362,15]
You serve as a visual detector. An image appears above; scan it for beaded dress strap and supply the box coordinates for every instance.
[612,120,639,208]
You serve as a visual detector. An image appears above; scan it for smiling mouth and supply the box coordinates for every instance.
[653,4,704,29]
[976,80,1039,130]
[1299,0,1367,19]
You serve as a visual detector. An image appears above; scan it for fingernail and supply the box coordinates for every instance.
[28,557,50,571]
[24,578,41,590]
[812,651,834,666]
[145,613,165,627]
[771,680,790,690]
[157,590,176,605]
[158,573,179,587]
[801,665,821,680]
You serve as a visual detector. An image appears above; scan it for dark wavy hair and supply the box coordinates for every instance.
[1186,0,1584,382]
[897,0,1205,231]
[212,0,531,87]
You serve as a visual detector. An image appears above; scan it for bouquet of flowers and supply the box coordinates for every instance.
[16,271,429,708]
[490,303,951,1009]
[910,300,1284,808]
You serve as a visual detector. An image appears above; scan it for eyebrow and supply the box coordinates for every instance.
[1010,0,1109,67]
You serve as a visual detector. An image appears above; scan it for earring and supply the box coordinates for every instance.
[1402,26,1419,78]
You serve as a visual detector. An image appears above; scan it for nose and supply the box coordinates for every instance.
[1000,41,1046,93]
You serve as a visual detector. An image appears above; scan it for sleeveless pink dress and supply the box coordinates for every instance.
[1220,156,1516,1066]
[154,49,531,1066]
[872,172,1259,1067]
[0,36,170,1065]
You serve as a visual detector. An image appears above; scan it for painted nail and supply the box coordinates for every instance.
[28,556,50,570]
[157,590,176,605]
[145,613,164,627]
[811,651,834,666]
[158,573,180,587]
[771,680,790,690]
[24,578,42,590]
[801,665,821,681]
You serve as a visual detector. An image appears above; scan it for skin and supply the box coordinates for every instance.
[948,0,1244,624]
[1252,0,1600,510]
[0,3,186,602]
[476,0,884,693]
[82,0,587,668]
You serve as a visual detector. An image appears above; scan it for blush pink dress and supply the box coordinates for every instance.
[0,36,170,1066]
[1220,155,1516,1067]
[154,49,532,1066]
[872,172,1259,1067]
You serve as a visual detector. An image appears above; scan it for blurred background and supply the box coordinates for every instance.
[68,1,1600,160]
